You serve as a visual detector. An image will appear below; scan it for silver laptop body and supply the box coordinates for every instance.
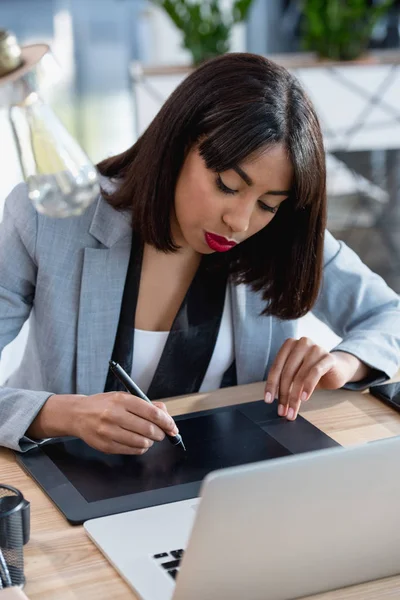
[84,435,400,600]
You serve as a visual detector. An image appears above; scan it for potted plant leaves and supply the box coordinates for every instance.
[150,0,254,66]
[301,0,394,62]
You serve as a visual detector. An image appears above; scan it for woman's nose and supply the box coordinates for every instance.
[222,202,253,233]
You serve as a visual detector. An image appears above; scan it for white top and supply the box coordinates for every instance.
[131,285,234,395]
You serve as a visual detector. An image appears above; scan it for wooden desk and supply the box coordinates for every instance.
[2,383,400,600]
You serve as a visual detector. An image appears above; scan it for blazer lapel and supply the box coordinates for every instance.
[230,279,272,385]
[76,189,132,395]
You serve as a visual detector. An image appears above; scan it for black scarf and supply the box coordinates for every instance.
[104,233,235,399]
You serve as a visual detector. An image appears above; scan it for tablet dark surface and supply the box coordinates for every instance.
[16,400,338,524]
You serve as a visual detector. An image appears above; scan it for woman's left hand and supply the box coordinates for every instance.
[264,337,370,421]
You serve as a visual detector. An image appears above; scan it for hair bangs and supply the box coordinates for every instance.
[198,105,283,173]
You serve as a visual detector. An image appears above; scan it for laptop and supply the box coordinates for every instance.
[84,434,400,600]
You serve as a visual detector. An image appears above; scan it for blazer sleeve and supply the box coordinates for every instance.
[0,184,53,451]
[312,230,400,389]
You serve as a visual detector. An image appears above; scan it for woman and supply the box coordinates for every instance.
[0,53,399,454]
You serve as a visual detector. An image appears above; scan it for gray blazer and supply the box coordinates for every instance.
[1,179,400,451]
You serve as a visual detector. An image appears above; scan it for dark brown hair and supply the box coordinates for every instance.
[97,52,326,319]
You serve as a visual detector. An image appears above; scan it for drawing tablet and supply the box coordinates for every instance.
[16,400,338,524]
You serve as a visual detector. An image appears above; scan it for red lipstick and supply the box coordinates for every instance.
[205,232,237,252]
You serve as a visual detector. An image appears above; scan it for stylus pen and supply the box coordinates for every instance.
[109,360,186,451]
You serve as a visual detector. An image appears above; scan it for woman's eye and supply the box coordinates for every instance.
[216,174,279,214]
[258,201,278,214]
[216,174,237,195]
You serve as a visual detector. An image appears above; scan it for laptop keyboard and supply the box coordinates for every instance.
[153,549,185,580]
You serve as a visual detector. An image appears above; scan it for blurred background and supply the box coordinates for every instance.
[1,0,400,379]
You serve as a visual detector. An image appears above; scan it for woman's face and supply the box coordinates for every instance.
[173,143,294,254]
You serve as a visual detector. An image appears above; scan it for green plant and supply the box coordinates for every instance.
[151,0,254,65]
[302,0,394,61]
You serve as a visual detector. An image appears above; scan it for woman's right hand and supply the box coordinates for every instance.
[74,392,179,455]
[27,392,179,455]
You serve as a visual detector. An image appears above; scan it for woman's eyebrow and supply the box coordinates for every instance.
[233,165,290,195]
[233,165,253,186]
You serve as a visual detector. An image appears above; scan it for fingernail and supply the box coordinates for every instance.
[278,404,284,417]
[265,392,272,403]
[287,408,294,420]
[301,391,308,402]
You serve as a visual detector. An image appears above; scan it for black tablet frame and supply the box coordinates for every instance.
[16,400,339,524]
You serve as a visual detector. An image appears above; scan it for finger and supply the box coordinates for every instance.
[96,417,161,447]
[287,345,327,420]
[110,427,155,451]
[289,353,336,419]
[100,398,169,441]
[286,397,301,421]
[278,338,315,416]
[116,413,168,442]
[95,437,153,455]
[300,353,336,399]
[121,394,178,435]
[265,385,280,404]
[153,401,171,416]
[153,401,181,437]
[265,338,297,405]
